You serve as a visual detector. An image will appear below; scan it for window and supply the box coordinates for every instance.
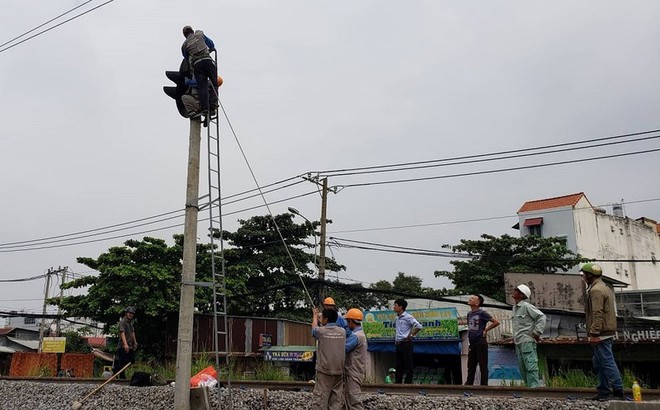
[529,225,542,236]
[24,317,36,325]
[523,217,543,237]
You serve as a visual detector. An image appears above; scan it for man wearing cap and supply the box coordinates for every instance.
[323,297,350,334]
[511,284,546,388]
[581,263,624,401]
[385,368,396,384]
[113,306,137,379]
[181,26,218,119]
[344,308,367,410]
[311,307,346,410]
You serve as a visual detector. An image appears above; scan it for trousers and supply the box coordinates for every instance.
[591,338,623,398]
[465,338,489,385]
[312,371,343,410]
[395,340,414,383]
[515,341,540,388]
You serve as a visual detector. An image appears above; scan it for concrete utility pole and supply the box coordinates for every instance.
[55,267,67,336]
[174,118,202,410]
[318,177,328,302]
[38,268,53,353]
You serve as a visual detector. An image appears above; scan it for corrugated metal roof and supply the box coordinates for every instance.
[0,346,15,353]
[0,327,14,336]
[7,336,39,350]
[518,192,588,213]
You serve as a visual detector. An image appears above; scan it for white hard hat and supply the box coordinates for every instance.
[516,284,531,299]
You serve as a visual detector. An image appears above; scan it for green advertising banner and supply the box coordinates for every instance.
[362,307,459,342]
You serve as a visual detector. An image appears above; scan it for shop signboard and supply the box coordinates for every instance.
[263,350,315,362]
[42,337,66,353]
[362,307,459,342]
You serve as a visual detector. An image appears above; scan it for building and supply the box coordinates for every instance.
[515,192,660,290]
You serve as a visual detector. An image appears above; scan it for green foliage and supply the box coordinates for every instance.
[27,365,54,377]
[392,272,423,294]
[221,214,345,321]
[240,361,294,381]
[53,214,335,357]
[62,330,91,353]
[546,368,598,388]
[435,234,584,301]
[622,368,649,389]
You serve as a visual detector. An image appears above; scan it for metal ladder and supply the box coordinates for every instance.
[204,50,232,407]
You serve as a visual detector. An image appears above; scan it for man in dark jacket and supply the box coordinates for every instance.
[581,263,624,401]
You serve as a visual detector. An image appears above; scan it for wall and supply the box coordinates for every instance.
[518,202,578,256]
[9,352,94,377]
[504,272,587,312]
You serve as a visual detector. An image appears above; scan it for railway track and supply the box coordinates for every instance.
[3,376,659,401]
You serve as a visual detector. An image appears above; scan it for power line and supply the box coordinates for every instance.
[319,134,660,178]
[329,197,660,234]
[0,176,303,249]
[0,190,319,253]
[331,237,657,263]
[312,128,660,176]
[0,0,115,54]
[0,0,95,49]
[330,237,472,258]
[339,148,660,188]
[0,274,46,283]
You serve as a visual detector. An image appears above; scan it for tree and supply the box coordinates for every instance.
[392,272,423,294]
[54,213,338,357]
[221,213,345,321]
[434,234,583,301]
[55,236,197,358]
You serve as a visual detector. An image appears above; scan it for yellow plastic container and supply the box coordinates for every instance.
[632,380,642,402]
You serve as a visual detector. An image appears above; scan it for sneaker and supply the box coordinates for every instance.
[186,110,202,119]
[588,393,609,401]
[612,390,625,401]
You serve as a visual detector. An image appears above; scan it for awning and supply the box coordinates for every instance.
[523,217,543,227]
[367,341,461,355]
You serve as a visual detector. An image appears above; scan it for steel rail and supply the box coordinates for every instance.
[2,377,659,401]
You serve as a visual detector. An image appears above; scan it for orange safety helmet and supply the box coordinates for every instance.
[345,308,363,322]
[323,297,335,306]
[217,75,223,87]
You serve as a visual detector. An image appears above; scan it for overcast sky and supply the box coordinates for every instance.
[1,1,659,316]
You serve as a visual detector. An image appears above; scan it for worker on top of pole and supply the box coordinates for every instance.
[181,26,218,120]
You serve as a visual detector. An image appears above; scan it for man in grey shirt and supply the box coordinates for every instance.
[511,284,546,388]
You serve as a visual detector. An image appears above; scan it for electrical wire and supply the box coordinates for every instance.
[312,129,660,176]
[0,0,115,54]
[0,274,46,283]
[219,99,315,306]
[339,148,660,188]
[329,197,660,234]
[0,0,95,49]
[0,176,303,249]
[0,190,319,253]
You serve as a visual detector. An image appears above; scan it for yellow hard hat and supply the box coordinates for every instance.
[345,308,363,322]
[323,297,335,306]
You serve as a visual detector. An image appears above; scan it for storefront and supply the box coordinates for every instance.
[363,307,463,384]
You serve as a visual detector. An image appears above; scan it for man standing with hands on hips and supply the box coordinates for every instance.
[465,294,500,386]
[393,298,423,384]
